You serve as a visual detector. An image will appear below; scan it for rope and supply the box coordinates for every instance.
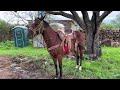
[33,35,46,47]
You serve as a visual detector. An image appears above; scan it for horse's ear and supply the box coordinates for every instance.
[35,15,46,21]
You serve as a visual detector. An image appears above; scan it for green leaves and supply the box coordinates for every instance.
[0,19,12,32]
[100,23,119,30]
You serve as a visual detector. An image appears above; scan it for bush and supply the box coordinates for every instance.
[0,19,13,42]
[0,40,15,50]
[0,19,12,32]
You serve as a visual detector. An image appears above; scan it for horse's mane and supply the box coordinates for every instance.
[43,20,49,26]
[35,17,49,26]
[43,20,63,41]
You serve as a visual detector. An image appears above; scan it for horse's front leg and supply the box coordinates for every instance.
[58,55,63,79]
[53,58,58,79]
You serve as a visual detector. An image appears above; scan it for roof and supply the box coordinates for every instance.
[49,18,72,20]
[50,23,65,28]
[48,15,72,20]
[13,26,28,30]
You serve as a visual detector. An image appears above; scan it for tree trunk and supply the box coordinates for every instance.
[86,26,102,60]
[86,27,94,54]
[93,31,102,57]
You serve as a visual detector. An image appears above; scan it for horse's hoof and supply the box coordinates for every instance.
[75,65,79,71]
[75,65,79,69]
[59,77,62,79]
[79,66,82,71]
[54,77,58,79]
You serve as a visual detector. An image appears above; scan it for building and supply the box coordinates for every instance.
[33,34,46,48]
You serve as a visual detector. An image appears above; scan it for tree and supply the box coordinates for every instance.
[46,11,112,60]
[3,11,36,25]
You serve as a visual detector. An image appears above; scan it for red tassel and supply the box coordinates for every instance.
[63,46,68,54]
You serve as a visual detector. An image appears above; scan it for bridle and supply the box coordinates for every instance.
[32,20,46,36]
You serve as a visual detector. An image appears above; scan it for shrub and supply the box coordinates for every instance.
[0,40,14,49]
[0,19,13,41]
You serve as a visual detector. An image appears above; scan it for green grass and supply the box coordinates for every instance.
[0,40,49,58]
[0,41,120,79]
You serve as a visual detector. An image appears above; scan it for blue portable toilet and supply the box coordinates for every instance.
[12,26,29,47]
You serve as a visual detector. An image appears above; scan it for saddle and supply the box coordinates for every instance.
[50,23,76,56]
[58,29,76,41]
[57,29,76,55]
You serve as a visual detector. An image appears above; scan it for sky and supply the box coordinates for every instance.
[0,11,120,24]
[0,11,35,25]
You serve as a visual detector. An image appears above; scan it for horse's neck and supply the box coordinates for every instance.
[42,27,62,48]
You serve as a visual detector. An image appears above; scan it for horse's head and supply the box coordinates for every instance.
[30,17,45,35]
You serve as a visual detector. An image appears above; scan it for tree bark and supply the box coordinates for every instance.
[86,25,102,60]
[86,26,94,54]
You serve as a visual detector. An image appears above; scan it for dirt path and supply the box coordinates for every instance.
[0,56,52,79]
[0,57,19,79]
[0,56,73,79]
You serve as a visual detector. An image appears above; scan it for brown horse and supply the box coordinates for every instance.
[30,17,85,79]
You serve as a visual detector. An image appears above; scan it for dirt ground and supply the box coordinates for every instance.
[0,56,71,79]
[0,56,54,79]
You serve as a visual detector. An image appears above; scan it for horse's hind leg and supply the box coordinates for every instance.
[53,58,58,79]
[75,46,79,70]
[79,48,83,71]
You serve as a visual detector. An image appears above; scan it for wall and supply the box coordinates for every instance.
[99,29,120,46]
[99,29,120,42]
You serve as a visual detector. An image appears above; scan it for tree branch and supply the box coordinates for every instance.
[11,11,28,24]
[81,11,92,33]
[91,11,100,33]
[98,11,112,23]
[70,11,85,30]
[81,11,90,23]
[91,11,100,21]
[46,11,74,19]
[23,11,34,21]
